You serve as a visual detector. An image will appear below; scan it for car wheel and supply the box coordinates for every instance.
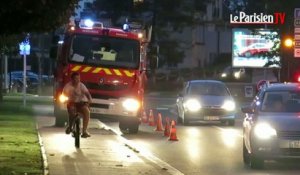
[245,52,251,57]
[243,140,250,165]
[228,120,235,126]
[250,154,264,169]
[182,112,189,126]
[177,107,182,124]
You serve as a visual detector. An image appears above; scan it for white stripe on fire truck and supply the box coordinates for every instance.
[113,69,122,76]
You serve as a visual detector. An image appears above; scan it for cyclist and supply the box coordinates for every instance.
[62,72,93,138]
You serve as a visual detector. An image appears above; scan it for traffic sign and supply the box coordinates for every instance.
[295,28,300,34]
[295,35,300,40]
[19,41,30,55]
[295,8,300,18]
[295,19,300,27]
[256,80,267,91]
[294,48,300,57]
[295,41,300,48]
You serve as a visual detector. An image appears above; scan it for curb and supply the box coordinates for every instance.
[36,123,49,175]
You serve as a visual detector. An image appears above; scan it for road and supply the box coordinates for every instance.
[35,95,300,175]
[103,96,300,175]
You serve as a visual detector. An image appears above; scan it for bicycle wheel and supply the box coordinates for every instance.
[74,117,80,148]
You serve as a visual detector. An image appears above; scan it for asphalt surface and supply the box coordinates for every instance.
[35,106,182,175]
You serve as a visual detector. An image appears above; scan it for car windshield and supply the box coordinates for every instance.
[261,91,300,112]
[188,82,230,96]
[69,34,140,69]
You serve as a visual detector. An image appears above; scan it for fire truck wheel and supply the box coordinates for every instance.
[54,105,67,127]
[119,118,139,134]
[128,123,139,134]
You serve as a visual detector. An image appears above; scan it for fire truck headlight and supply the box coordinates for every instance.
[138,33,143,39]
[59,94,69,103]
[122,98,140,112]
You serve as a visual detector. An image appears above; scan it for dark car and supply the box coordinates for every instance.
[242,83,300,169]
[176,80,236,125]
[8,71,40,93]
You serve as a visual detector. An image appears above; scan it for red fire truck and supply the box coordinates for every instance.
[52,19,149,133]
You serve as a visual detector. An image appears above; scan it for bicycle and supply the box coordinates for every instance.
[72,112,81,148]
[71,101,91,148]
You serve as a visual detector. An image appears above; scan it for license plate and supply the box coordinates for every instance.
[204,116,219,121]
[289,140,300,148]
[90,108,105,114]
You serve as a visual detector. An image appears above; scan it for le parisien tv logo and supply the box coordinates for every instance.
[230,12,285,25]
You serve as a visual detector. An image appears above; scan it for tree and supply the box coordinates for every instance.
[0,0,78,34]
[0,0,79,101]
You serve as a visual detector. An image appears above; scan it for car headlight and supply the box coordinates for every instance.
[122,98,140,112]
[59,94,68,103]
[184,99,201,112]
[254,123,277,139]
[221,100,236,111]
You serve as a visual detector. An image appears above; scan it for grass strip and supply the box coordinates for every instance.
[0,100,43,175]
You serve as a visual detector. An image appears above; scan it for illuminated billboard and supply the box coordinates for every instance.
[232,28,281,68]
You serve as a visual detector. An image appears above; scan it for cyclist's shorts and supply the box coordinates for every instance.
[67,102,89,116]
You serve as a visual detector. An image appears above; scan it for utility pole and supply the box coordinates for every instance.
[0,54,3,102]
[37,34,43,95]
[19,34,30,107]
[4,55,8,93]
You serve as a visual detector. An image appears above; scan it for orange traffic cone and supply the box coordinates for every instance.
[141,110,148,123]
[148,109,156,126]
[163,117,170,137]
[155,113,164,131]
[169,120,178,141]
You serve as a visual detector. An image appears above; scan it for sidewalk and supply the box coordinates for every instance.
[36,116,177,175]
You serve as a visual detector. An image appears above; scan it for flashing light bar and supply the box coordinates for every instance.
[79,19,103,29]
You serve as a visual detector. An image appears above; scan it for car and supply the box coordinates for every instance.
[238,43,271,57]
[241,83,300,169]
[219,66,246,80]
[176,80,236,126]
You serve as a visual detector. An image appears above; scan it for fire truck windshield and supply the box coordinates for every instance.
[69,34,140,69]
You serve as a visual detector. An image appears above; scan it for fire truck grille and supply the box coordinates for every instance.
[85,83,128,91]
[91,94,119,100]
[90,103,109,109]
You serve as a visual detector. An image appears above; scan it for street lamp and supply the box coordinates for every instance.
[284,38,293,48]
[283,37,294,81]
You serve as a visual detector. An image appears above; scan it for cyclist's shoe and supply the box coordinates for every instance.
[81,132,91,138]
[65,126,72,134]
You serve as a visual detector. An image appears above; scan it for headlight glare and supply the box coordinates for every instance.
[221,100,236,111]
[184,99,201,112]
[59,94,68,103]
[122,98,140,112]
[254,123,277,139]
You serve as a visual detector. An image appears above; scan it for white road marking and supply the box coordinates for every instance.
[98,121,185,175]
